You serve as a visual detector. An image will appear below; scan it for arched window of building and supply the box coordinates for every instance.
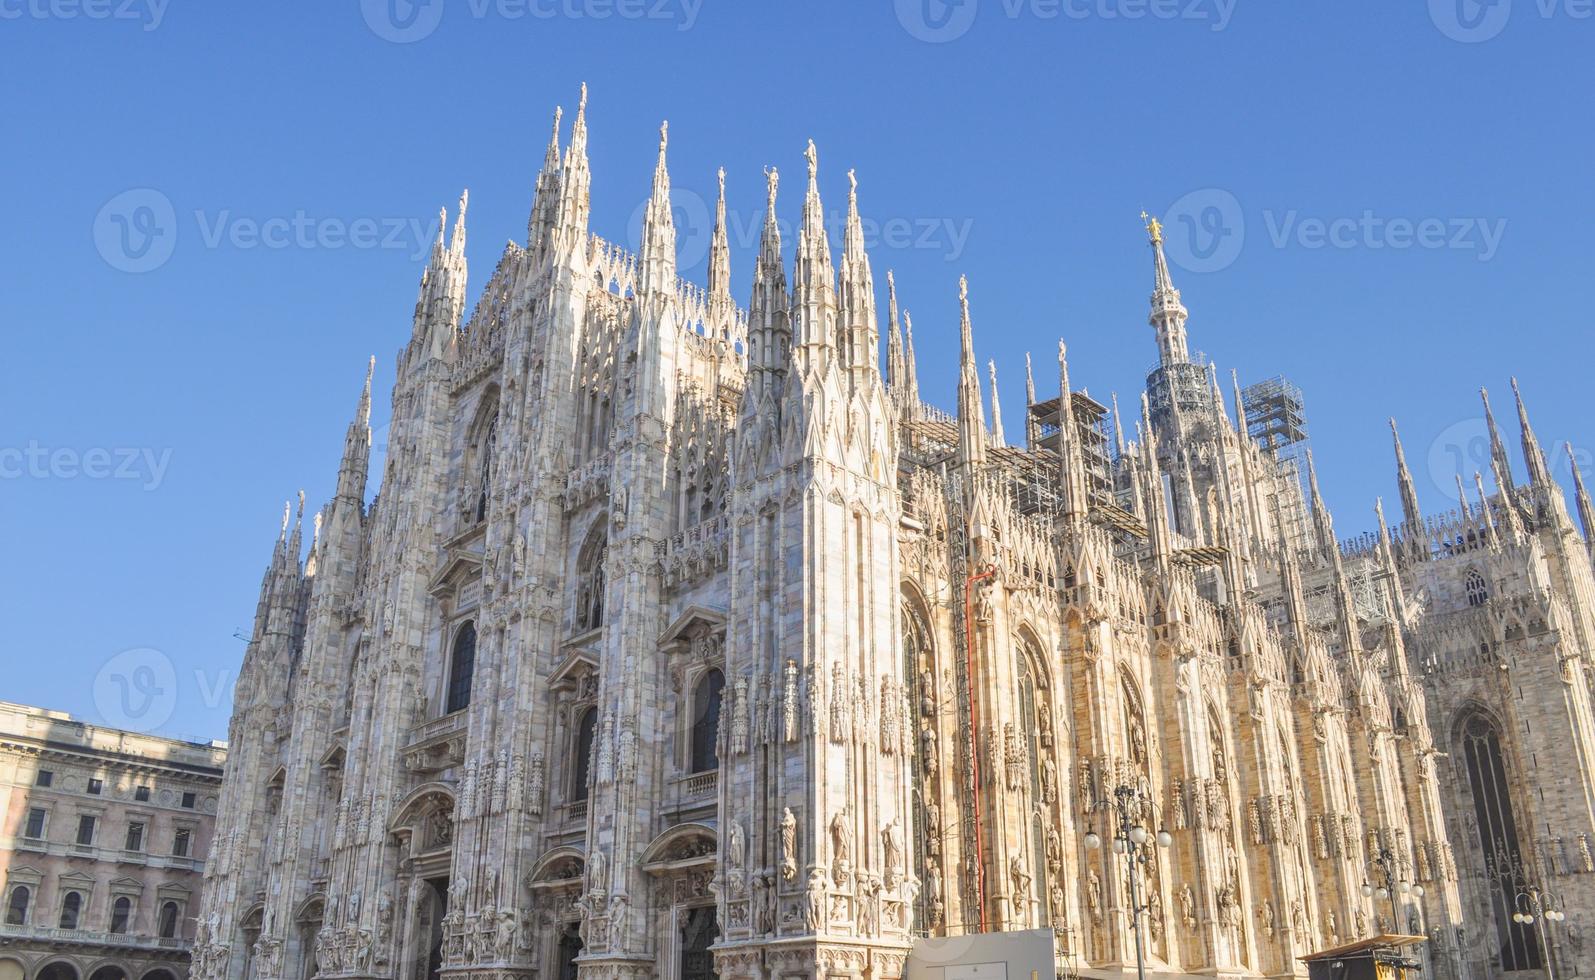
[574,529,607,633]
[1122,672,1149,770]
[445,622,477,714]
[571,707,598,802]
[158,901,180,939]
[1460,711,1541,971]
[59,891,82,930]
[901,593,940,932]
[689,669,725,774]
[1466,569,1489,608]
[110,896,132,933]
[5,886,29,925]
[1016,640,1052,928]
[475,413,498,523]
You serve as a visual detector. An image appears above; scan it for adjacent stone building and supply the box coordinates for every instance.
[0,702,226,980]
[193,87,1595,979]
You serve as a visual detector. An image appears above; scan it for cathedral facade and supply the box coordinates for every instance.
[194,87,1595,980]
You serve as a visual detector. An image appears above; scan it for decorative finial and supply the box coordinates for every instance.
[848,168,857,194]
[659,120,669,152]
[717,167,726,200]
[1141,209,1163,245]
[764,166,779,211]
[296,489,306,518]
[959,274,969,303]
[281,501,291,535]
[578,81,588,111]
[805,140,818,180]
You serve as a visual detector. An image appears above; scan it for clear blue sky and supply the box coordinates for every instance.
[2,0,1590,742]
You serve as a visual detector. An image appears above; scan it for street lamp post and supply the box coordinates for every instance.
[1360,844,1425,935]
[1510,882,1566,980]
[1083,778,1172,980]
[1482,850,1565,978]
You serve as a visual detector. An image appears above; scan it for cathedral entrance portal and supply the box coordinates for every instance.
[555,922,583,980]
[680,905,718,980]
[423,878,447,980]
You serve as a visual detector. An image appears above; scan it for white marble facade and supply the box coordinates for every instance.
[195,87,1595,980]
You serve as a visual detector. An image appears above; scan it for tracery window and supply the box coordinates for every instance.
[1122,673,1149,770]
[574,529,607,633]
[1017,639,1051,927]
[1460,711,1540,971]
[445,622,477,714]
[475,413,498,523]
[1466,569,1489,608]
[689,669,725,774]
[902,596,940,932]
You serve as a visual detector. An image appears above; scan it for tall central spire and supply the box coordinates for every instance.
[1143,211,1191,366]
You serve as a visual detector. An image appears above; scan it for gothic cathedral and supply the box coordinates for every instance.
[194,88,1595,980]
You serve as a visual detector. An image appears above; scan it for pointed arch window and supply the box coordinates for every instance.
[1122,673,1149,770]
[690,669,725,774]
[1466,569,1489,608]
[1016,641,1052,928]
[59,891,82,930]
[5,886,29,925]
[575,529,607,633]
[474,412,499,524]
[445,622,477,714]
[571,707,598,802]
[1460,711,1540,970]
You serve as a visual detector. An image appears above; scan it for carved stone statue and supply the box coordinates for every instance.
[882,818,905,886]
[780,808,798,880]
[830,810,853,883]
[805,869,828,931]
[727,819,747,871]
